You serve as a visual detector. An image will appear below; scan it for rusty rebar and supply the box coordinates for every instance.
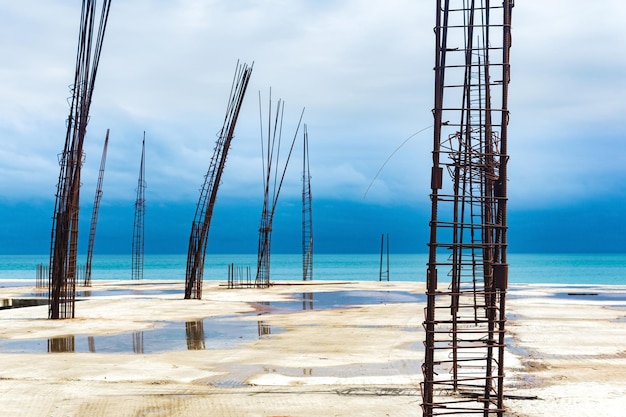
[255,92,305,288]
[49,0,112,319]
[302,124,313,281]
[131,134,146,281]
[421,1,513,415]
[84,129,109,286]
[184,61,253,299]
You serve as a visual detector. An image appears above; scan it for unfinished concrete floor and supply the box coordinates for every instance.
[0,280,624,416]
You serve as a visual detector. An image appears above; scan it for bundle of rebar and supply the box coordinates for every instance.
[84,129,109,286]
[255,93,304,288]
[184,62,253,299]
[301,124,313,281]
[228,263,252,289]
[131,135,146,280]
[48,0,112,319]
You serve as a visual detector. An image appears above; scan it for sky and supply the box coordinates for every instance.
[1,0,625,255]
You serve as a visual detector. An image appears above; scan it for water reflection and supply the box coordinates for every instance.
[132,331,144,353]
[302,292,314,311]
[0,298,48,309]
[263,366,313,377]
[257,321,271,337]
[0,317,284,354]
[186,320,205,350]
[262,361,419,378]
[48,336,75,353]
[268,290,423,312]
[255,301,272,337]
[553,291,626,302]
[1,290,421,354]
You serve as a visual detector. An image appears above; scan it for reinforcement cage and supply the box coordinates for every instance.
[421,1,513,416]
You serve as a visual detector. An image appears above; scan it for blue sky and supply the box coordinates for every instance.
[1,1,625,254]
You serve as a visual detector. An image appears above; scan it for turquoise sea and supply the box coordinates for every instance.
[0,253,625,285]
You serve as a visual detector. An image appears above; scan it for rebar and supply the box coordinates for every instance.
[85,129,109,286]
[228,263,253,289]
[255,92,305,288]
[36,263,48,288]
[302,124,314,281]
[421,1,513,416]
[48,0,112,319]
[184,61,253,299]
[379,233,390,282]
[131,135,146,280]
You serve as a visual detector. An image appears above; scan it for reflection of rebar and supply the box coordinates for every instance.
[185,320,206,350]
[48,336,75,353]
[302,292,314,311]
[422,1,513,416]
[132,331,144,354]
[88,336,96,353]
[257,321,271,337]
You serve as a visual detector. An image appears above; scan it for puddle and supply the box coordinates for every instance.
[12,289,184,298]
[256,290,424,313]
[507,313,522,321]
[0,289,421,354]
[78,289,183,297]
[505,335,530,357]
[261,360,420,377]
[1,288,183,309]
[198,360,421,388]
[552,291,626,302]
[0,298,48,310]
[0,317,283,354]
[0,281,35,288]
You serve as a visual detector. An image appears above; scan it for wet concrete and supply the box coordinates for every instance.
[0,317,284,354]
[0,298,47,310]
[0,289,422,354]
[553,290,626,302]
[254,290,424,313]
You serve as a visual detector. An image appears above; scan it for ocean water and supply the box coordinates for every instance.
[0,253,625,285]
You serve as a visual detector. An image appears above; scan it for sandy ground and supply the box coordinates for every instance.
[0,279,625,416]
[505,285,626,416]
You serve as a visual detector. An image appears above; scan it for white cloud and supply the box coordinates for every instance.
[0,0,625,210]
